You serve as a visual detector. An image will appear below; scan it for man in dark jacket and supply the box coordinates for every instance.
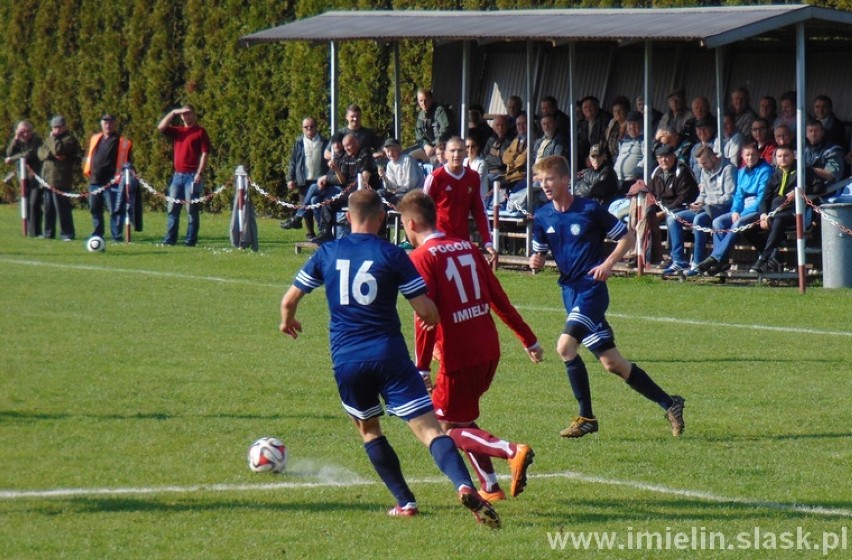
[5,120,43,237]
[280,117,328,237]
[575,144,618,206]
[38,115,82,241]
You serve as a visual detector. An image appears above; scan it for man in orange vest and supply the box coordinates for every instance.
[84,113,132,241]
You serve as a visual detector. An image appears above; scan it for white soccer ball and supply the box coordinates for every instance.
[86,236,106,252]
[247,437,288,473]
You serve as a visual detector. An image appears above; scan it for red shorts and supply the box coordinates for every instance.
[431,360,498,424]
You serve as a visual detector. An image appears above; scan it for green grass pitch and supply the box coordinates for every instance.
[1,204,850,559]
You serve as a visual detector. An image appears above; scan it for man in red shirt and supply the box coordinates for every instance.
[157,104,212,246]
[423,137,497,262]
[396,190,543,502]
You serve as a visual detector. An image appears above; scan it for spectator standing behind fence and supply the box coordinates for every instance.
[662,145,736,277]
[5,120,43,237]
[411,88,454,162]
[528,155,686,439]
[83,114,132,242]
[157,105,211,247]
[377,138,423,205]
[38,116,81,241]
[695,144,771,276]
[326,104,382,160]
[280,117,327,239]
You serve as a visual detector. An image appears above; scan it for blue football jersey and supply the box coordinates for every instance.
[532,196,627,286]
[293,233,428,364]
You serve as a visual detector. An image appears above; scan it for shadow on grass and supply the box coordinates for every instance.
[48,496,382,516]
[0,410,338,422]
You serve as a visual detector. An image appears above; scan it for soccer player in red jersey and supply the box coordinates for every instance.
[423,137,498,263]
[397,190,544,502]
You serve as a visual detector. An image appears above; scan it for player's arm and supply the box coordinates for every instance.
[407,293,438,330]
[480,253,543,363]
[590,227,635,282]
[279,285,306,339]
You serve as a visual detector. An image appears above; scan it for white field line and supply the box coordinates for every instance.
[3,257,850,338]
[1,470,850,519]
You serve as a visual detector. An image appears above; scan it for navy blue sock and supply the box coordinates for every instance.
[565,355,594,418]
[364,436,416,506]
[626,363,673,410]
[429,434,474,491]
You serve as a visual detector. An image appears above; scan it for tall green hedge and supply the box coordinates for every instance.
[1,0,849,212]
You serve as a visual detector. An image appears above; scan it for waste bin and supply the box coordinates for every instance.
[820,203,852,289]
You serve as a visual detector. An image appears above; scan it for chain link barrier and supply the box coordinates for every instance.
[22,164,852,239]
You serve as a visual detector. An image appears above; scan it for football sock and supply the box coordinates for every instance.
[429,434,475,491]
[626,363,672,410]
[464,451,499,492]
[565,355,594,418]
[364,436,416,507]
[448,426,515,460]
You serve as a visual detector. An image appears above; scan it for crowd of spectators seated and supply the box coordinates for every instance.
[280,86,851,276]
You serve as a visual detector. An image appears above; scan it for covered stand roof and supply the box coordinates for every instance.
[240,5,852,49]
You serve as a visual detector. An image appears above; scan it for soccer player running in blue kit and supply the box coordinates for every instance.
[528,155,686,438]
[279,189,501,528]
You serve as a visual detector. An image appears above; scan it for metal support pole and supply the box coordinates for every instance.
[525,39,533,258]
[568,42,576,191]
[460,41,471,137]
[330,41,339,133]
[18,158,27,236]
[794,23,807,293]
[715,47,725,158]
[638,40,653,276]
[393,42,401,141]
[124,165,133,243]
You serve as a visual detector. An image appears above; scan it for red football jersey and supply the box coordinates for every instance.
[410,233,536,373]
[423,165,492,245]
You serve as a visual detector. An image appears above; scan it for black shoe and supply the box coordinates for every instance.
[625,256,638,269]
[280,216,302,230]
[696,256,719,274]
[750,258,768,274]
[305,231,316,240]
[310,231,334,245]
[766,250,782,272]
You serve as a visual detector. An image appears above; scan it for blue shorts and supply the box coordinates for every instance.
[334,358,434,421]
[561,279,616,355]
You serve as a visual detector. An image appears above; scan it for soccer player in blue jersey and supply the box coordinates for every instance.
[528,155,686,438]
[280,189,501,528]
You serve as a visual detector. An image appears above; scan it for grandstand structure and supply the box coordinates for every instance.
[242,5,852,287]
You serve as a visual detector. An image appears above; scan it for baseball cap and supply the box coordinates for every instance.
[50,116,66,128]
[100,113,116,122]
[655,144,675,157]
[626,111,643,123]
[383,138,401,149]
